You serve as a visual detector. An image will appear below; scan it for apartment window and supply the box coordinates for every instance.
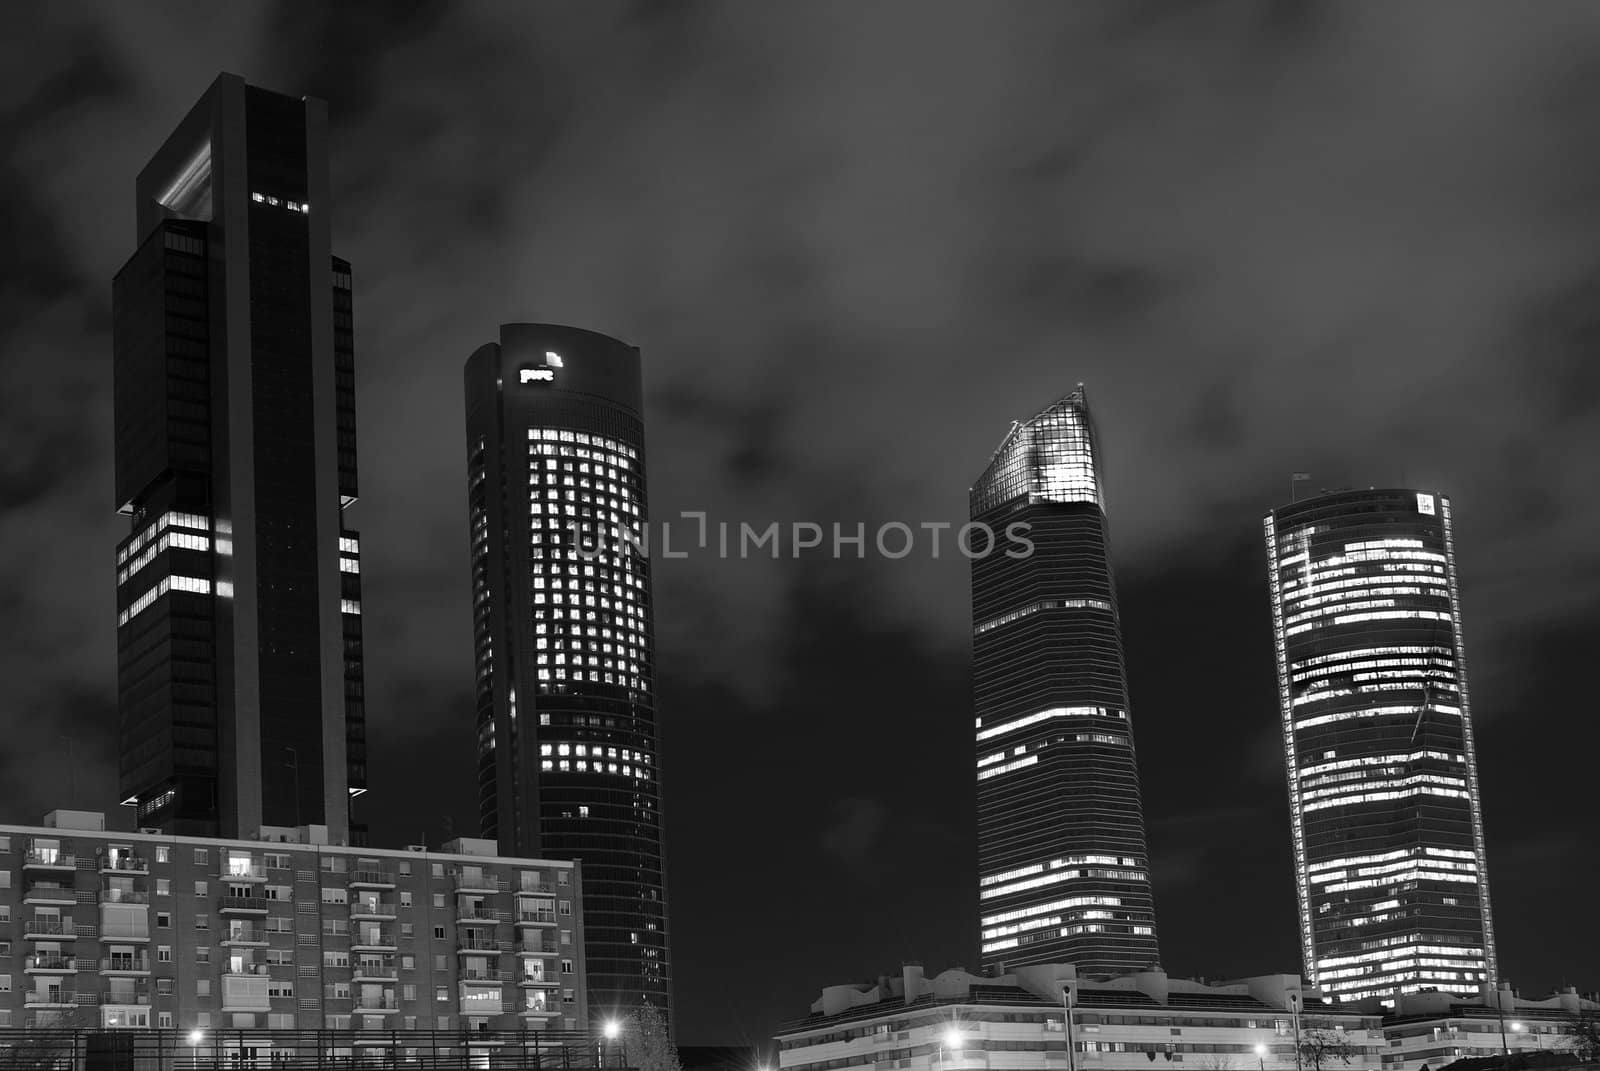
[158,946,172,963]
[400,923,414,939]
[558,900,572,916]
[324,951,350,968]
[563,989,575,1004]
[433,926,444,940]
[557,870,570,886]
[0,873,10,890]
[196,979,210,997]
[431,893,445,909]
[561,959,573,975]
[156,846,169,864]
[157,979,173,996]
[196,947,210,964]
[156,879,170,897]
[321,888,347,905]
[433,955,446,971]
[404,1017,417,1030]
[194,881,208,897]
[431,864,443,878]
[265,854,289,870]
[0,942,10,958]
[401,956,414,971]
[194,849,208,865]
[0,976,10,993]
[0,908,8,924]
[158,1013,173,1028]
[195,914,209,930]
[436,1017,450,1031]
[157,913,170,929]
[559,929,571,947]
[0,837,8,853]
[399,892,412,908]
[402,985,417,1001]
[435,987,448,1003]
[197,1013,210,1028]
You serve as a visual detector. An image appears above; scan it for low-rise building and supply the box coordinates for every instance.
[1374,986,1599,1071]
[777,963,1385,1071]
[0,810,589,1047]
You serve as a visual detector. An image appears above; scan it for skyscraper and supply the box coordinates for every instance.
[1263,488,1497,1003]
[113,74,366,842]
[463,324,671,1024]
[970,386,1161,975]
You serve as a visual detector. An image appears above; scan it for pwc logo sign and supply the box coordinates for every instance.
[519,351,564,384]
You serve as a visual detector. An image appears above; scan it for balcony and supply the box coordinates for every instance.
[220,926,268,947]
[456,937,506,955]
[220,895,271,914]
[351,963,398,983]
[223,964,270,977]
[98,992,152,1006]
[98,888,149,906]
[25,955,78,974]
[99,955,151,976]
[350,929,397,952]
[348,869,396,889]
[354,995,399,1013]
[23,848,76,872]
[98,852,149,875]
[516,939,557,956]
[458,984,504,1016]
[221,862,267,883]
[516,909,557,927]
[517,970,559,988]
[520,997,560,1018]
[24,990,76,1009]
[23,917,70,939]
[348,899,397,920]
[221,973,271,1013]
[457,907,502,926]
[23,880,78,906]
[453,873,503,895]
[460,968,507,983]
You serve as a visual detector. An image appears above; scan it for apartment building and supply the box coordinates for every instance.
[1374,986,1599,1071]
[0,811,586,1039]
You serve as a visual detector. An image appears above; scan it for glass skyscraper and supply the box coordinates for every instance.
[112,74,366,841]
[463,325,671,1026]
[970,386,1161,975]
[1264,488,1497,1003]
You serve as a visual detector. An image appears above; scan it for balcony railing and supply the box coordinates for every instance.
[350,930,397,949]
[25,955,77,972]
[24,918,69,937]
[351,964,398,981]
[99,853,149,875]
[516,910,557,925]
[221,863,268,882]
[220,927,267,945]
[99,888,149,905]
[354,996,399,1011]
[223,964,270,977]
[452,873,504,894]
[516,940,556,956]
[349,900,397,918]
[99,956,151,973]
[23,849,76,870]
[24,991,76,1007]
[457,907,501,923]
[518,972,557,987]
[221,895,271,913]
[99,992,152,1006]
[348,869,396,888]
[459,969,506,983]
[456,938,503,953]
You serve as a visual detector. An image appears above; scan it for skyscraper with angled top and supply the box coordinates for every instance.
[112,73,366,842]
[970,386,1161,975]
[1264,488,1497,1003]
[463,324,671,1027]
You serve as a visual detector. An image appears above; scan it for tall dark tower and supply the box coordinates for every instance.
[1265,488,1496,1003]
[970,386,1160,975]
[464,325,671,1026]
[112,74,366,842]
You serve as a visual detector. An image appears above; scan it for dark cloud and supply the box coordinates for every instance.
[4,0,1600,1043]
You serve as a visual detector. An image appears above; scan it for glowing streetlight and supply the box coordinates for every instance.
[938,1028,962,1071]
[603,1021,621,1041]
[1255,1043,1268,1071]
[187,1030,204,1071]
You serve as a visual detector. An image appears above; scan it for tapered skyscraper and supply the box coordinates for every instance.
[971,386,1160,974]
[1264,488,1496,1002]
[113,74,366,841]
[464,325,671,1025]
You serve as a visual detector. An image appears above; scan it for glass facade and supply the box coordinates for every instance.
[463,325,671,1030]
[1264,489,1496,1003]
[970,387,1160,975]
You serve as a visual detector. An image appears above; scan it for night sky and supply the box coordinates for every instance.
[5,0,1600,1048]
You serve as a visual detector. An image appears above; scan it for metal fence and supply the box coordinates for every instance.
[0,1029,631,1071]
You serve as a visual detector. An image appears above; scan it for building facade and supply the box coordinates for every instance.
[777,963,1384,1071]
[969,387,1160,975]
[1374,987,1599,1071]
[1263,489,1497,1003]
[0,810,587,1045]
[112,73,365,841]
[463,325,670,1025]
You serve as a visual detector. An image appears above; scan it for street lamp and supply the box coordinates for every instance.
[938,1028,962,1071]
[187,1030,203,1071]
[602,1020,621,1067]
[1255,1043,1268,1071]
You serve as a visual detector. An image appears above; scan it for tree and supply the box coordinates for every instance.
[1560,1009,1600,1064]
[1298,1029,1360,1071]
[625,1004,681,1071]
[1195,1057,1236,1070]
